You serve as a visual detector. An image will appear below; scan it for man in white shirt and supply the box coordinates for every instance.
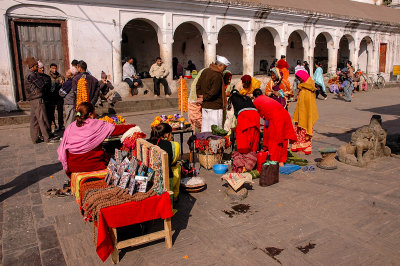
[149,57,171,97]
[123,57,142,96]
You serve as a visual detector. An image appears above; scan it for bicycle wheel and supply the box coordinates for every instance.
[377,76,385,89]
[367,76,375,90]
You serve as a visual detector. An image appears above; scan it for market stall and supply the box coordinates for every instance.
[70,137,173,264]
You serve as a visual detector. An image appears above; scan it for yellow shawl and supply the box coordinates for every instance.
[239,77,261,95]
[292,77,319,136]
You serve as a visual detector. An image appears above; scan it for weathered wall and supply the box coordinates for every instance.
[358,39,369,71]
[286,32,304,72]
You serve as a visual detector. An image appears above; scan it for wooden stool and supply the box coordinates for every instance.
[317,148,337,170]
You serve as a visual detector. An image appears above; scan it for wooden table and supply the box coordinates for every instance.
[172,127,194,157]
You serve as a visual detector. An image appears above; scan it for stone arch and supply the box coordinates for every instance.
[6,4,67,18]
[121,18,161,74]
[314,32,334,73]
[358,36,374,73]
[254,27,280,74]
[173,21,206,76]
[286,30,309,72]
[337,34,355,69]
[217,24,245,74]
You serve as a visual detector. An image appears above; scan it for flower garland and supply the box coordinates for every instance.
[178,78,188,112]
[99,115,126,125]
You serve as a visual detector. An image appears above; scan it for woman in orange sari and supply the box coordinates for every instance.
[291,70,319,155]
[265,67,292,109]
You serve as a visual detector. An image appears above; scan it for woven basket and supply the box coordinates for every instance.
[198,152,222,169]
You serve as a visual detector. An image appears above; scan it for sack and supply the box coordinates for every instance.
[259,161,279,187]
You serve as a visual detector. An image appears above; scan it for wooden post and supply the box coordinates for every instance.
[164,217,173,248]
[109,228,119,264]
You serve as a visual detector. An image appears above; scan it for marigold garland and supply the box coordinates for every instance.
[178,78,188,112]
[76,75,89,110]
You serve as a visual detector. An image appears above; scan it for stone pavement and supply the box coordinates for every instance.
[0,87,399,265]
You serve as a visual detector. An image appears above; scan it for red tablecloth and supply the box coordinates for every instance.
[96,192,173,261]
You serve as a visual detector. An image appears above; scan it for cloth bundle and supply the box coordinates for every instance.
[232,151,257,173]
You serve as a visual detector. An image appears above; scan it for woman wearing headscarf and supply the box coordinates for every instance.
[253,89,297,166]
[314,62,328,100]
[235,75,262,96]
[265,67,292,108]
[291,70,319,155]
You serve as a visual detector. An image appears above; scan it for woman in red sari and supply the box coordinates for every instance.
[57,102,134,176]
[253,89,297,166]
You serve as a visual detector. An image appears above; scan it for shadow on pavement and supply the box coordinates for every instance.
[0,162,62,202]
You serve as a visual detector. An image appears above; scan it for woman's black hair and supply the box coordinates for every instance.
[315,61,322,67]
[347,60,352,66]
[149,123,172,143]
[76,102,95,127]
[228,90,255,117]
[253,88,263,98]
[296,60,302,65]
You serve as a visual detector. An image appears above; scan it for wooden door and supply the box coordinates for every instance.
[10,19,69,102]
[379,43,387,73]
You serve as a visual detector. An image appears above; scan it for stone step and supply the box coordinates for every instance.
[0,95,179,126]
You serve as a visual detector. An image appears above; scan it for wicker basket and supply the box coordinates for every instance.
[198,151,223,169]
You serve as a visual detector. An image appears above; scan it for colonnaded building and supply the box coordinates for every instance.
[0,0,400,111]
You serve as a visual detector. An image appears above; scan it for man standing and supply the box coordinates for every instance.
[123,57,142,96]
[59,68,77,127]
[98,71,116,107]
[23,57,57,144]
[196,55,230,132]
[150,57,171,98]
[72,61,100,106]
[48,63,65,131]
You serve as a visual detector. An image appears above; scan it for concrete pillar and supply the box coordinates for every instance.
[276,42,288,59]
[112,39,122,84]
[243,41,255,75]
[160,37,174,91]
[328,45,339,73]
[307,44,314,75]
[353,46,360,70]
[204,35,217,67]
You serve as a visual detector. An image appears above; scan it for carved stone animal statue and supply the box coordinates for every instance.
[337,115,391,167]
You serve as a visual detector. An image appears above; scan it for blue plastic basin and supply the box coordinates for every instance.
[212,164,228,174]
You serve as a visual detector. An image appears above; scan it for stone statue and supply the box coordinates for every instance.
[338,115,391,167]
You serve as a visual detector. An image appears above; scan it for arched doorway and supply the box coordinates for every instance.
[286,31,304,72]
[173,22,205,78]
[254,28,276,75]
[121,19,160,74]
[314,33,329,73]
[217,25,243,74]
[358,37,373,73]
[337,35,354,70]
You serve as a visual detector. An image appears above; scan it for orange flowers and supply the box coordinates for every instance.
[178,78,188,112]
[76,75,89,110]
[99,115,126,125]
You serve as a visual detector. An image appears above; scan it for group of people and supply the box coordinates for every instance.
[123,56,172,98]
[23,57,116,144]
[188,54,320,166]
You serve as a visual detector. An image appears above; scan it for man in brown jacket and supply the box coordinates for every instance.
[23,57,58,144]
[196,55,230,132]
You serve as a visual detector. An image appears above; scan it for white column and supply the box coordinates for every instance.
[204,34,217,67]
[307,44,314,75]
[160,37,174,91]
[276,42,288,59]
[353,46,360,70]
[112,39,122,84]
[243,41,255,75]
[328,45,339,73]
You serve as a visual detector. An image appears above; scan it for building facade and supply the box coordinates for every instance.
[1,0,400,111]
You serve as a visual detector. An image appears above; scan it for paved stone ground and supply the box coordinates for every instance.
[0,87,400,265]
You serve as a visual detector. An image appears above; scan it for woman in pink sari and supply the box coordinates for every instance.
[57,102,134,176]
